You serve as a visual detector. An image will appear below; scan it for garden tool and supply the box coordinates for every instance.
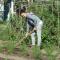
[16,28,36,47]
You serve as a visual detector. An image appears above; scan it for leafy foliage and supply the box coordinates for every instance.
[7,1,59,46]
[0,1,60,60]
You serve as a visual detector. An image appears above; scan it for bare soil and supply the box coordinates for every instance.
[0,40,60,60]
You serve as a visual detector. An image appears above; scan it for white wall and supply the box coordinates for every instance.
[0,4,4,11]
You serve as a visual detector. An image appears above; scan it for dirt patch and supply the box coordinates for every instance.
[0,40,60,60]
[56,54,60,60]
[0,53,34,60]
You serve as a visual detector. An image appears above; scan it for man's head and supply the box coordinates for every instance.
[16,6,27,17]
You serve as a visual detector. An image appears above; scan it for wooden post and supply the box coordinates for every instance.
[10,0,14,16]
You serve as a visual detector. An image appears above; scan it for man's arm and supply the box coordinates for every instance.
[27,22,29,32]
[26,27,36,37]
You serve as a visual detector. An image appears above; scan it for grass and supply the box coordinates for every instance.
[0,22,60,60]
[0,23,9,40]
[32,46,41,60]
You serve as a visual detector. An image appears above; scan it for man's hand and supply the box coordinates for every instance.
[26,32,30,37]
[26,28,36,37]
[33,27,36,31]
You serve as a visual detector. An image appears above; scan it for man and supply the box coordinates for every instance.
[16,6,43,46]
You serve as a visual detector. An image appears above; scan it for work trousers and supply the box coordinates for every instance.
[31,21,43,46]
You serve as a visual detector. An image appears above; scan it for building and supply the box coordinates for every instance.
[0,0,4,21]
[4,0,14,21]
[0,0,14,21]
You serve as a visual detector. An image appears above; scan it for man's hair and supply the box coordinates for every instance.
[16,6,26,15]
